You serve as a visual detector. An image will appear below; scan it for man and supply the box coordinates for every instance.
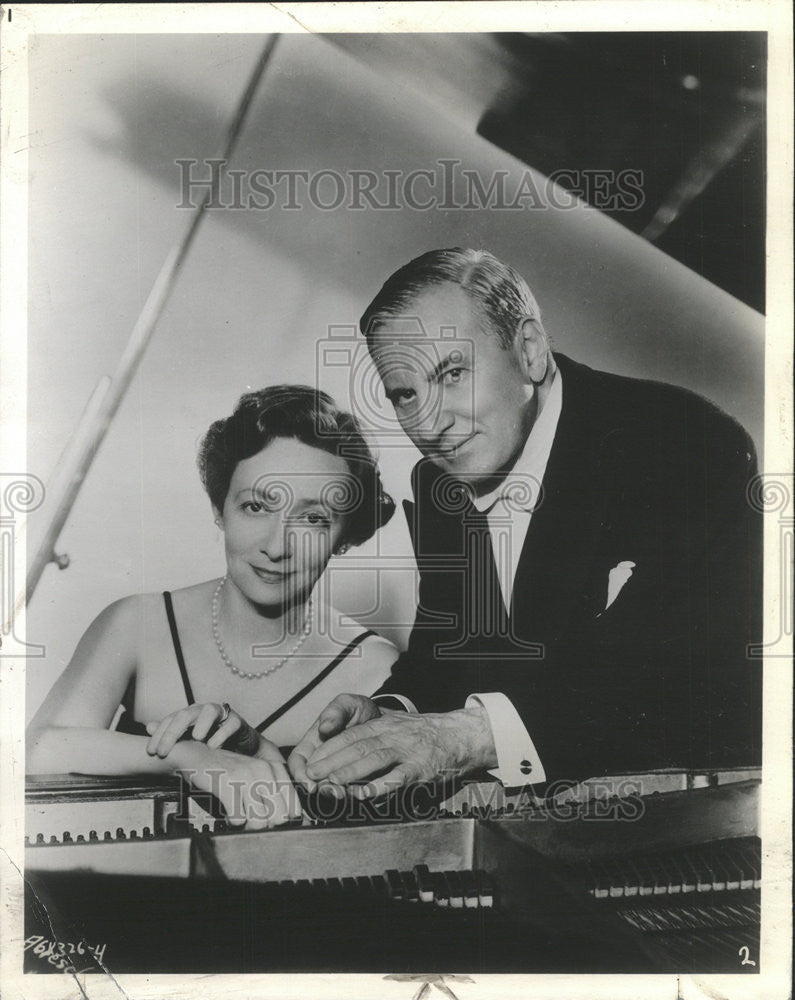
[289,248,762,797]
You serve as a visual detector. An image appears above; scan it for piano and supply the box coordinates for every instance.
[24,768,761,974]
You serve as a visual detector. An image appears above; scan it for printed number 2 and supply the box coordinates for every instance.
[739,946,756,967]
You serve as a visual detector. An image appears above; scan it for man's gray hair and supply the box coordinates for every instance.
[360,247,542,350]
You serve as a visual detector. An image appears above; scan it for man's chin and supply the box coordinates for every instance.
[428,455,496,489]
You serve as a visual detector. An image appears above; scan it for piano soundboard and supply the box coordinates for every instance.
[24,768,761,974]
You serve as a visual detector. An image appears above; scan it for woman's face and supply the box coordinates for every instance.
[217,437,351,609]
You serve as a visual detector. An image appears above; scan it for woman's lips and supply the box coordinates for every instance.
[250,565,292,583]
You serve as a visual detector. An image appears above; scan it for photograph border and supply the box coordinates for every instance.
[1,3,792,999]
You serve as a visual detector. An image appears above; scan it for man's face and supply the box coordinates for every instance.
[370,284,536,491]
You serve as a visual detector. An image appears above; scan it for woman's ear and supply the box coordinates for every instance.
[212,506,224,529]
[516,317,550,384]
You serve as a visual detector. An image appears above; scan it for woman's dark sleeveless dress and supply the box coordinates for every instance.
[116,591,375,743]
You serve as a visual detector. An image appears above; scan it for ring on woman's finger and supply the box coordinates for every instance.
[218,702,232,725]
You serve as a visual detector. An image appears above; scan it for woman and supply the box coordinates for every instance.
[27,386,398,828]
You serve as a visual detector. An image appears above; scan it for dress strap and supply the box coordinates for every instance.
[256,630,376,734]
[163,591,195,705]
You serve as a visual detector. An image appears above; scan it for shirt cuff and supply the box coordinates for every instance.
[466,692,546,787]
[373,693,417,713]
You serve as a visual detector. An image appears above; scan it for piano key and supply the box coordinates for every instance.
[694,850,714,893]
[646,856,671,896]
[384,869,405,900]
[620,857,642,897]
[400,870,420,902]
[433,872,450,908]
[444,870,464,908]
[721,852,742,891]
[635,857,657,897]
[709,852,730,892]
[679,853,698,893]
[587,859,611,899]
[461,870,480,908]
[477,871,495,908]
[413,864,435,903]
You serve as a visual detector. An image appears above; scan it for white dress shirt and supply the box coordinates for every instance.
[378,370,564,788]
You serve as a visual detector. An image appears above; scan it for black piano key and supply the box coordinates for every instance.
[693,849,714,893]
[326,877,343,893]
[636,856,658,897]
[622,857,643,897]
[414,865,435,903]
[605,858,626,899]
[710,851,731,892]
[476,870,495,908]
[722,850,743,891]
[461,870,480,908]
[679,853,698,893]
[444,870,464,908]
[433,871,450,908]
[400,870,420,902]
[341,876,358,894]
[370,874,387,896]
[587,859,609,899]
[384,869,405,900]
[735,842,755,889]
[648,855,671,896]
[355,875,373,894]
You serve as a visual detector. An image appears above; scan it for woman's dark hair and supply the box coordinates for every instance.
[198,385,394,548]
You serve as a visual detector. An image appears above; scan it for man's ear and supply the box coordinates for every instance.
[516,317,549,384]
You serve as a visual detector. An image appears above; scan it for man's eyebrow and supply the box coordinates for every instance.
[427,350,466,383]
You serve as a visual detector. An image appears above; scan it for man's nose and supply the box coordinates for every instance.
[417,391,457,444]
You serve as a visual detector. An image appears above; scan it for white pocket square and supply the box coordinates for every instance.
[604,561,636,611]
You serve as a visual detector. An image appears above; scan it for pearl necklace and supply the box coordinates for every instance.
[211,576,313,680]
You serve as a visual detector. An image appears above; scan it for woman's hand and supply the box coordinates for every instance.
[145,702,262,758]
[170,741,302,829]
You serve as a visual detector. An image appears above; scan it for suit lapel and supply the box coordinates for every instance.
[511,355,611,636]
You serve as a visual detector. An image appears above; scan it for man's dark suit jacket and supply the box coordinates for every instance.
[376,353,762,785]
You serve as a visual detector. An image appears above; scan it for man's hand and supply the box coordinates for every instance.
[287,694,382,791]
[301,705,498,799]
